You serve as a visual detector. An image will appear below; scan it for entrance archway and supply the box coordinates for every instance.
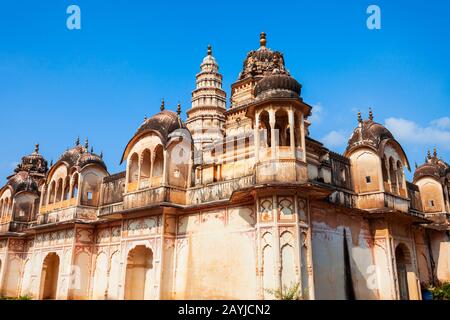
[40,253,60,300]
[124,245,153,300]
[395,244,412,300]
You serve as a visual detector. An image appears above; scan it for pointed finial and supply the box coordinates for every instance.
[75,136,80,146]
[369,108,374,121]
[415,162,418,169]
[427,149,431,159]
[207,44,212,56]
[160,98,165,111]
[100,151,103,159]
[433,147,437,158]
[90,146,94,153]
[85,138,89,149]
[50,159,53,167]
[177,102,181,116]
[144,116,147,121]
[35,143,39,154]
[357,110,362,123]
[260,32,267,47]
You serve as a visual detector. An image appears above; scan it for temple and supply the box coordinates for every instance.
[0,33,449,300]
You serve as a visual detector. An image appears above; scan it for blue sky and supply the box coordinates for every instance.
[0,0,449,183]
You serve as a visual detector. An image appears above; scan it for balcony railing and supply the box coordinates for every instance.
[357,191,410,213]
[36,205,97,225]
[99,202,124,217]
[0,221,29,233]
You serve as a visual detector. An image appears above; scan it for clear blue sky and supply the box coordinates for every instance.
[1,0,449,183]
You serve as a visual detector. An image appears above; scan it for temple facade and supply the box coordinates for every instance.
[0,33,449,300]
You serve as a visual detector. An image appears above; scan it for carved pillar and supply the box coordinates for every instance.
[255,111,260,162]
[288,108,295,158]
[269,109,276,160]
[162,149,169,185]
[77,175,83,206]
[300,112,306,162]
[385,159,392,193]
[61,179,66,203]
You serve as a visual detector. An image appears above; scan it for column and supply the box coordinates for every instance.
[255,111,260,162]
[288,108,295,158]
[269,109,276,160]
[77,175,83,206]
[300,112,306,162]
[162,149,169,185]
[386,159,392,193]
[60,179,66,203]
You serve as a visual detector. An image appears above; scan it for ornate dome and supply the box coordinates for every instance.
[57,138,106,170]
[414,149,449,182]
[254,70,302,99]
[7,171,39,194]
[346,114,395,153]
[135,105,186,145]
[14,144,48,175]
[238,32,290,81]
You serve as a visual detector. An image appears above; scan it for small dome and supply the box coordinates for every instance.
[56,139,106,170]
[414,150,449,182]
[238,33,289,80]
[14,144,48,175]
[135,110,186,145]
[346,119,395,152]
[7,171,38,194]
[254,71,302,99]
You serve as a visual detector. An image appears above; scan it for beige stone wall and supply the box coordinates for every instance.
[172,205,257,299]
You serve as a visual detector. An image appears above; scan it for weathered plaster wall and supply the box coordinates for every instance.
[310,202,379,300]
[173,205,257,299]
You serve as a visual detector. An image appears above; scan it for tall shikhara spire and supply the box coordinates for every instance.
[190,44,226,110]
[187,45,227,149]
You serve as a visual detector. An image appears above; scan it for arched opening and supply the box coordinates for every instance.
[275,109,289,147]
[48,181,56,204]
[40,253,60,300]
[128,153,139,191]
[81,172,101,206]
[71,173,79,199]
[63,176,70,201]
[55,178,63,203]
[124,245,153,300]
[259,111,271,148]
[152,146,164,187]
[389,158,398,195]
[395,244,412,300]
[140,149,151,188]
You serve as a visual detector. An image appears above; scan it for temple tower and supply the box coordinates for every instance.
[186,45,227,155]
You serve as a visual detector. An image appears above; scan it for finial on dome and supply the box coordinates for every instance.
[177,102,181,116]
[90,146,94,153]
[161,98,165,111]
[100,151,103,159]
[369,108,374,121]
[433,147,437,158]
[50,159,53,167]
[357,111,362,123]
[260,32,267,47]
[75,136,80,146]
[427,149,432,159]
[144,116,147,121]
[35,143,39,154]
[207,44,212,56]
[85,138,89,149]
[415,162,418,169]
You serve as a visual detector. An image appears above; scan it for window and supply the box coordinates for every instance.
[341,168,346,182]
[87,192,93,200]
[429,200,435,207]
[366,176,372,184]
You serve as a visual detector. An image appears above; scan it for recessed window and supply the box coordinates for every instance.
[87,192,93,200]
[341,169,346,182]
[429,200,435,207]
[366,176,372,184]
